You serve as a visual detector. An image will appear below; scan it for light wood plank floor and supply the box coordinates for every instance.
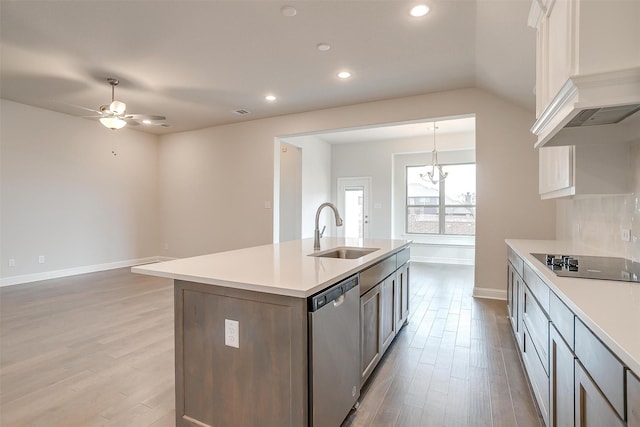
[0,263,542,426]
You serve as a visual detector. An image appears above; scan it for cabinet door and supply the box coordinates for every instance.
[395,263,409,330]
[380,275,396,352]
[546,0,575,102]
[361,284,382,385]
[507,262,519,334]
[550,325,575,427]
[539,146,574,198]
[628,370,640,427]
[575,361,625,427]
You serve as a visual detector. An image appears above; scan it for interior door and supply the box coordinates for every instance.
[337,177,371,239]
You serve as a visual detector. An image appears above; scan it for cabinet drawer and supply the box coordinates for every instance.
[524,264,549,313]
[396,247,410,268]
[549,291,574,350]
[574,319,625,419]
[522,324,550,426]
[523,284,550,374]
[359,255,396,296]
[628,370,640,427]
[508,247,524,277]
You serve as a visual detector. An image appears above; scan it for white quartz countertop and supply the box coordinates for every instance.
[506,239,640,375]
[132,237,410,298]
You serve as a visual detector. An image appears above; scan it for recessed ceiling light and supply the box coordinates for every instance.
[281,5,297,17]
[410,4,430,17]
[317,43,331,52]
[265,95,277,102]
[337,71,352,79]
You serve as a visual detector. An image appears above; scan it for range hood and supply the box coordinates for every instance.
[531,67,640,148]
[565,104,640,127]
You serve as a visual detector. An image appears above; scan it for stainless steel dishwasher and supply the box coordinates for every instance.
[308,274,360,427]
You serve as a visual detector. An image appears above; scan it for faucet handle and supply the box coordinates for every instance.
[320,225,326,238]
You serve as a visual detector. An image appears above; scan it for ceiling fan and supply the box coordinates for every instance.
[84,78,168,130]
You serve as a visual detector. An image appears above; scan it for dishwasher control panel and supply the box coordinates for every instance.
[308,275,358,312]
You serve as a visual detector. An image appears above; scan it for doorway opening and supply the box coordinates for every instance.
[337,177,371,239]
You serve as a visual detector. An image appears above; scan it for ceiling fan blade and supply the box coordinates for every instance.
[123,114,166,121]
[67,103,104,115]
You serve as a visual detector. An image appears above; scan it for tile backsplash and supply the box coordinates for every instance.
[556,140,640,261]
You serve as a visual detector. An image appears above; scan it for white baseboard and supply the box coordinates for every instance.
[473,287,507,300]
[0,256,167,287]
[410,256,475,266]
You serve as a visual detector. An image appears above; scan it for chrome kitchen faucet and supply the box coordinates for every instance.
[313,202,343,250]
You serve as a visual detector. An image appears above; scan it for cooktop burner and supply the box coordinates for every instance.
[530,253,640,283]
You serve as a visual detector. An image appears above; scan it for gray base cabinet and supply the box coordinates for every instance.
[550,325,574,427]
[380,274,396,352]
[360,284,382,385]
[575,361,625,427]
[359,248,410,386]
[175,280,308,427]
[628,370,640,427]
[506,245,639,427]
[396,262,409,329]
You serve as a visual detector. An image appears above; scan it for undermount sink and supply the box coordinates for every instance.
[310,246,379,260]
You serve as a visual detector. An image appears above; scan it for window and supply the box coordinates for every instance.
[406,164,476,235]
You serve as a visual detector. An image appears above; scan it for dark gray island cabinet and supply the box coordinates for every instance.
[132,238,410,427]
[175,280,308,426]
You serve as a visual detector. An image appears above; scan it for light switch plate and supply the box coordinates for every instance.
[621,229,631,242]
[225,319,239,348]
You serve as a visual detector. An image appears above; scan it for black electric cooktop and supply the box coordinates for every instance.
[531,253,640,283]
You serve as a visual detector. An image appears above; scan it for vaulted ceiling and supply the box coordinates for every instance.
[0,0,535,135]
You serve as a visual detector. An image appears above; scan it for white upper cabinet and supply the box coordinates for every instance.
[529,0,640,148]
[538,142,631,199]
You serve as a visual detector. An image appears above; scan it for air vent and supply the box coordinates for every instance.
[233,109,251,115]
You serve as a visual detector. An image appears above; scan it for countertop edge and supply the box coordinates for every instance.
[505,239,640,376]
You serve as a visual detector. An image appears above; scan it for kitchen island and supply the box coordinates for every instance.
[133,237,410,427]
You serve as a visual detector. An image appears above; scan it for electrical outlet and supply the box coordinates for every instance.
[163,242,169,251]
[38,255,45,264]
[621,229,631,242]
[8,259,15,267]
[225,319,239,348]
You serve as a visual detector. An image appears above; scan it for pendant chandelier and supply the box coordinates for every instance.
[420,122,448,184]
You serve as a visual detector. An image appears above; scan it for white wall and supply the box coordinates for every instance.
[289,136,332,238]
[157,88,556,295]
[0,99,160,284]
[278,143,301,242]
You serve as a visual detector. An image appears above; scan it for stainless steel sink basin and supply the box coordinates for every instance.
[310,246,378,260]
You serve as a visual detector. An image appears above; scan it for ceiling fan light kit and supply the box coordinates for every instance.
[99,116,127,130]
[109,100,127,115]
